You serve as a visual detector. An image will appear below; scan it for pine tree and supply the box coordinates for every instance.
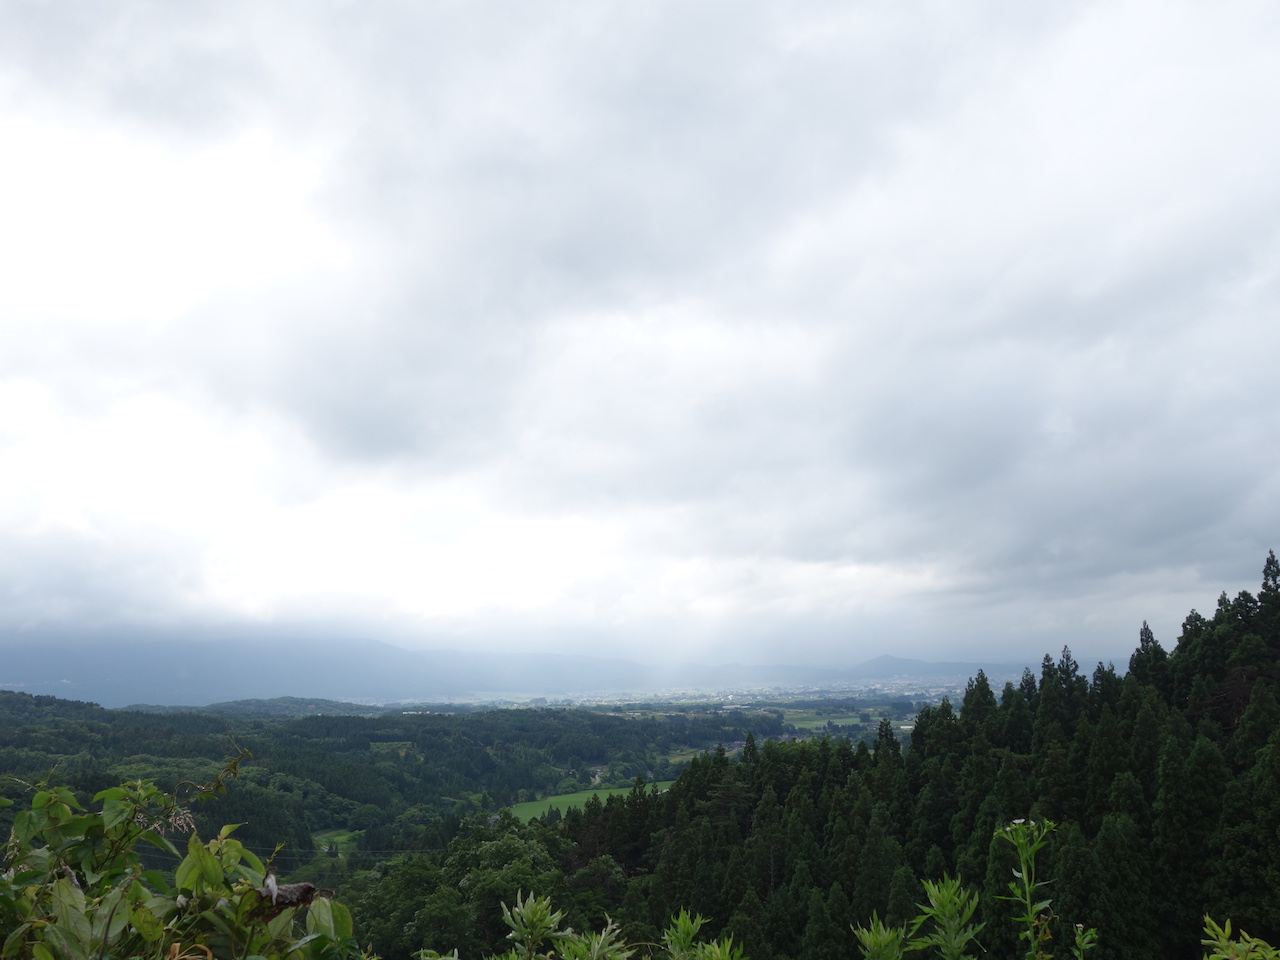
[1091,813,1157,960]
[885,865,917,927]
[1049,822,1100,957]
[1129,621,1170,696]
[1082,703,1125,833]
[1205,768,1270,946]
[980,827,1020,960]
[1125,688,1166,806]
[961,670,998,737]
[1231,678,1280,770]
[850,805,902,925]
[825,881,854,952]
[1034,738,1077,824]
[1153,728,1228,956]
[745,786,786,898]
[1260,549,1280,654]
[999,685,1034,756]
[1088,661,1123,718]
[725,888,768,960]
[800,887,840,960]
[923,844,948,883]
[950,730,997,880]
[1247,730,1280,941]
[1106,771,1149,833]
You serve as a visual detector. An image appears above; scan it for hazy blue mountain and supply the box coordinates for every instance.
[0,636,1030,708]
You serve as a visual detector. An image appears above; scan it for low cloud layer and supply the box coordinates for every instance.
[2,1,1277,671]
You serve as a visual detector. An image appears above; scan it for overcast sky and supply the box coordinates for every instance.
[1,1,1277,671]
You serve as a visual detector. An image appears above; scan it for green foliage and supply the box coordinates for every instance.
[997,819,1058,959]
[0,761,369,960]
[415,894,739,960]
[498,891,576,960]
[853,913,908,960]
[908,875,984,960]
[1073,924,1099,959]
[0,694,784,867]
[996,819,1098,960]
[1202,917,1280,960]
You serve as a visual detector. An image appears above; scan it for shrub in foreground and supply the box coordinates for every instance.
[0,761,369,959]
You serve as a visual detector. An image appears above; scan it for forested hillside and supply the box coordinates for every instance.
[348,552,1280,960]
[3,552,1278,959]
[0,693,786,873]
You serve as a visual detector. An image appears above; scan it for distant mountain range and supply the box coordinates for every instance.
[0,637,1030,708]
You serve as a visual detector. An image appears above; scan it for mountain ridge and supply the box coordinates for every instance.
[0,636,1029,708]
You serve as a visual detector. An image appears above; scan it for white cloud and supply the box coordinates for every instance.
[1,1,1278,670]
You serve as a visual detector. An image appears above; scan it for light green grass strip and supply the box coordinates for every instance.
[509,782,675,821]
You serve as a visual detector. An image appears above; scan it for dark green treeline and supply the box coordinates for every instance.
[352,551,1280,960]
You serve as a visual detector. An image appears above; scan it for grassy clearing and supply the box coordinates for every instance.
[313,828,360,855]
[788,718,831,730]
[780,709,843,730]
[659,747,705,763]
[508,782,675,821]
[779,707,880,732]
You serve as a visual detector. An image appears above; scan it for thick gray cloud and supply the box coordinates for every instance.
[1,1,1277,673]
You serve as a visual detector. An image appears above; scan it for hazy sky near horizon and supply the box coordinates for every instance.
[2,1,1278,669]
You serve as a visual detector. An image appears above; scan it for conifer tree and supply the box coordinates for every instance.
[1125,687,1166,806]
[1153,729,1227,955]
[745,786,785,898]
[1047,821,1100,956]
[1205,769,1270,945]
[1260,549,1280,653]
[799,886,843,960]
[1128,621,1170,696]
[1091,812,1156,960]
[999,685,1034,756]
[1106,772,1149,834]
[725,888,768,960]
[961,670,998,737]
[1247,730,1280,939]
[1082,703,1124,833]
[884,866,917,928]
[1033,739,1076,824]
[1230,677,1280,770]
[850,806,903,925]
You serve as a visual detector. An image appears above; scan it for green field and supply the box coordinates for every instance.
[780,709,849,730]
[312,828,360,855]
[508,782,675,821]
[778,706,881,732]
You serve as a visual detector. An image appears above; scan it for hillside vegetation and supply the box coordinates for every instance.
[346,551,1280,960]
[0,694,787,871]
[2,551,1278,960]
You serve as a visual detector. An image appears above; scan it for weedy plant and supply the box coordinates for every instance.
[907,875,984,960]
[852,820,1098,960]
[1201,917,1280,960]
[0,754,370,960]
[995,818,1102,960]
[415,894,743,960]
[851,875,984,960]
[996,819,1069,960]
[853,913,909,960]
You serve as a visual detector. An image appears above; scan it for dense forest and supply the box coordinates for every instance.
[3,551,1279,959]
[0,693,787,870]
[346,552,1280,960]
